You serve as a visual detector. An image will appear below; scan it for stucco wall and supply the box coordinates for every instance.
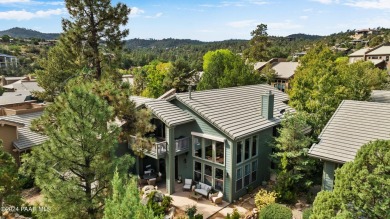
[0,124,18,161]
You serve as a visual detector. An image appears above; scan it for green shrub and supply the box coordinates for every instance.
[225,208,240,219]
[273,172,297,203]
[185,204,197,219]
[259,203,292,219]
[194,213,203,219]
[255,189,277,211]
[147,191,172,216]
[302,207,312,219]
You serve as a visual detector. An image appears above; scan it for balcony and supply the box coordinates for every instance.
[130,136,190,159]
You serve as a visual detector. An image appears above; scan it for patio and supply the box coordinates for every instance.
[158,181,230,218]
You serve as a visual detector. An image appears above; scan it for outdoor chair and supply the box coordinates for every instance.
[182,178,193,191]
[210,191,223,204]
[148,178,157,186]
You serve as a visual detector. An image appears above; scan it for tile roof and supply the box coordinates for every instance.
[0,91,32,105]
[370,90,390,103]
[144,100,194,127]
[272,62,298,79]
[175,84,292,140]
[130,96,155,108]
[366,46,390,55]
[308,100,390,163]
[0,111,47,150]
[348,48,370,57]
[253,62,267,70]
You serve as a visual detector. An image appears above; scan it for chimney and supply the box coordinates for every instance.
[261,90,274,120]
[188,85,192,99]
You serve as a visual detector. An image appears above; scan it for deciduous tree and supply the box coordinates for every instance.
[311,140,390,219]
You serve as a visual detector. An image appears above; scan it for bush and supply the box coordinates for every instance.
[185,204,197,219]
[194,213,203,219]
[258,203,292,219]
[273,172,297,203]
[225,208,240,219]
[302,207,312,219]
[255,189,277,211]
[147,191,172,216]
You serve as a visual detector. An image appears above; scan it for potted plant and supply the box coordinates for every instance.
[185,204,197,219]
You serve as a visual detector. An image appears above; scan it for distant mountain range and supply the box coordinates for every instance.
[0,27,322,45]
[0,27,60,40]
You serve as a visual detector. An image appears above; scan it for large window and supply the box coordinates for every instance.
[194,161,202,182]
[252,136,257,157]
[216,141,224,165]
[251,160,258,183]
[244,139,250,160]
[204,164,212,186]
[215,168,224,191]
[236,168,243,191]
[194,137,202,158]
[237,141,242,164]
[244,164,250,187]
[205,139,213,161]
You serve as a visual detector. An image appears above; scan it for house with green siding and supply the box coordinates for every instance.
[130,84,293,202]
[308,100,390,191]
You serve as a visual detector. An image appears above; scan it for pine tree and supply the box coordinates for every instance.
[243,24,271,62]
[62,0,131,79]
[23,82,133,219]
[0,140,22,216]
[103,170,160,219]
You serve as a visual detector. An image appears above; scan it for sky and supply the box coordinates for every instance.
[0,0,390,41]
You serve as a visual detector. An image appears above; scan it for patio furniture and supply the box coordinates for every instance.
[189,192,202,201]
[210,191,223,204]
[143,173,157,180]
[183,179,193,191]
[194,182,212,198]
[156,172,162,182]
[148,178,156,186]
[138,175,147,186]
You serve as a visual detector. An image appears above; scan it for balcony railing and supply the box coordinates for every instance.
[130,135,190,158]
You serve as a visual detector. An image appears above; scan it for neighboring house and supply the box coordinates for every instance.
[370,90,390,103]
[254,59,299,92]
[292,52,306,61]
[348,43,390,69]
[353,28,379,39]
[0,76,26,86]
[0,77,43,105]
[130,84,293,202]
[0,102,47,164]
[0,53,18,68]
[308,100,390,191]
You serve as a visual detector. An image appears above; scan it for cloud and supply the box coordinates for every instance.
[303,8,313,12]
[0,0,29,3]
[311,0,339,4]
[0,8,66,20]
[226,19,257,28]
[130,7,145,17]
[145,12,163,19]
[200,0,268,8]
[300,15,309,20]
[344,0,390,9]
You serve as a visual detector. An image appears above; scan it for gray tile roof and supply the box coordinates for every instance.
[370,90,390,103]
[308,100,390,163]
[253,62,267,70]
[144,100,194,127]
[0,91,32,105]
[175,84,292,140]
[0,112,47,150]
[273,62,298,79]
[130,96,155,108]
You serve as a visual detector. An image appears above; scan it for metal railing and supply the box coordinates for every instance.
[175,137,190,152]
[130,136,190,157]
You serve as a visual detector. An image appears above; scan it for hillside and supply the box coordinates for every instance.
[286,33,323,40]
[125,38,249,49]
[0,27,60,40]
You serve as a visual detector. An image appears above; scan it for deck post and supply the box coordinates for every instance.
[165,126,175,194]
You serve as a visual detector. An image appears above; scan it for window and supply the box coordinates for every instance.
[252,136,257,157]
[244,164,250,187]
[216,141,224,165]
[386,56,389,61]
[215,168,224,191]
[205,139,213,161]
[244,138,250,160]
[251,160,258,183]
[194,161,202,182]
[237,141,242,164]
[204,164,212,186]
[194,136,202,158]
[236,168,243,191]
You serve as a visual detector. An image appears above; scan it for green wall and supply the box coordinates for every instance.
[322,161,335,191]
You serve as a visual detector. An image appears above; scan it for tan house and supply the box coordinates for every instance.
[348,43,390,69]
[0,102,46,164]
[254,58,299,92]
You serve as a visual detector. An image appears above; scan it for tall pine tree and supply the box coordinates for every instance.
[23,81,133,219]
